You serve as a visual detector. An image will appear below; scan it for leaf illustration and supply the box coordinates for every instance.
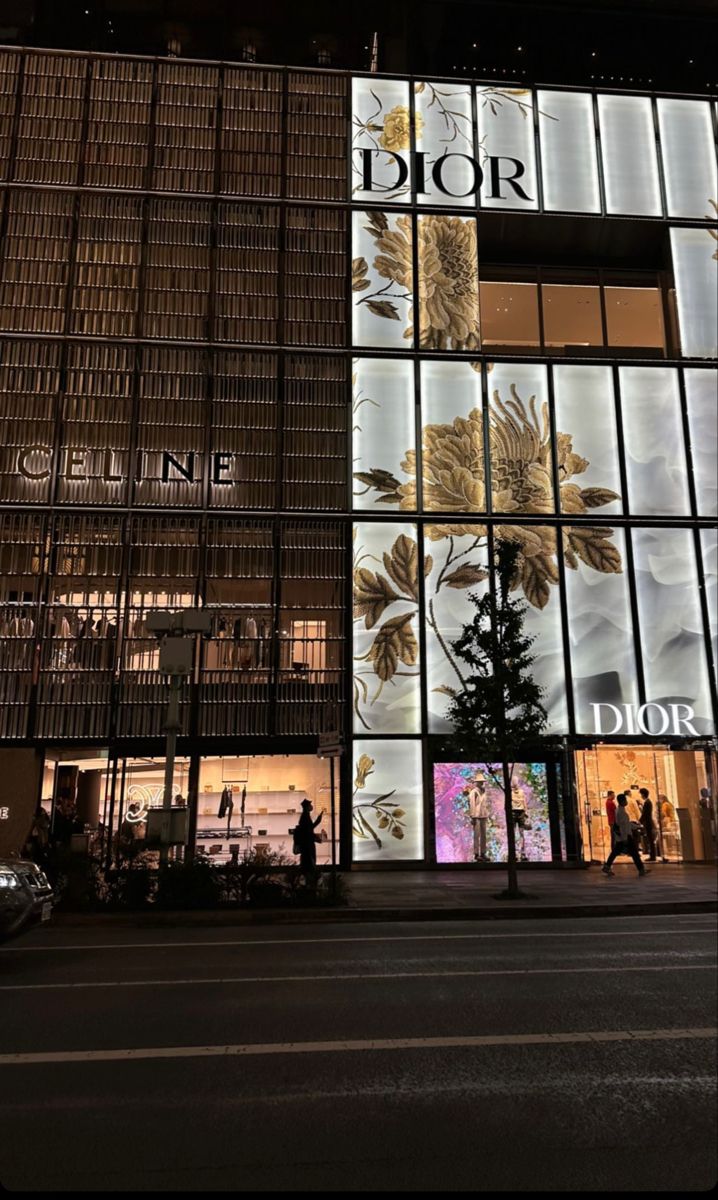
[579,487,620,508]
[353,567,400,628]
[392,808,405,818]
[353,467,402,495]
[352,256,371,291]
[365,299,401,320]
[569,528,622,574]
[368,612,418,681]
[363,209,388,236]
[521,553,558,609]
[383,534,419,599]
[391,827,405,839]
[354,753,375,790]
[433,684,458,697]
[424,554,434,576]
[443,563,489,589]
[358,810,382,848]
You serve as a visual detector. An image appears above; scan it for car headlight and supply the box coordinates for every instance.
[0,870,20,889]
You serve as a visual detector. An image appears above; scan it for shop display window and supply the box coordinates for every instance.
[479,282,540,350]
[542,284,603,350]
[434,762,552,863]
[605,287,665,353]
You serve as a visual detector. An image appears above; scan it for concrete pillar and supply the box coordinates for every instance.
[0,748,43,858]
[76,770,102,829]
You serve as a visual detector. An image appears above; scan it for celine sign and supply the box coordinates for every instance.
[591,703,699,737]
[357,148,532,201]
[16,447,238,485]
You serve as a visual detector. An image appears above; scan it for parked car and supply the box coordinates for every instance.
[0,858,54,941]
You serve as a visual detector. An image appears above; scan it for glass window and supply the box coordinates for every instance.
[434,762,552,863]
[479,282,540,349]
[553,364,622,516]
[351,77,412,204]
[488,361,553,514]
[684,369,718,517]
[604,287,665,353]
[657,98,718,220]
[632,527,714,736]
[542,284,603,350]
[475,86,539,211]
[700,528,717,673]
[619,366,690,516]
[564,528,639,734]
[352,521,421,734]
[420,359,484,514]
[538,90,601,213]
[352,739,424,861]
[415,81,475,207]
[352,358,415,512]
[670,227,718,359]
[598,94,662,217]
[352,209,413,349]
[417,213,480,350]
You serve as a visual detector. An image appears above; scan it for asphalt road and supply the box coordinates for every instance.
[0,913,716,1192]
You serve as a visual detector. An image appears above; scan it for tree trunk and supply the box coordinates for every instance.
[503,759,520,899]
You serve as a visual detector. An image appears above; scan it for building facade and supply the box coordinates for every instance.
[0,47,715,868]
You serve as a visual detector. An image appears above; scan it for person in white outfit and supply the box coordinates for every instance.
[467,776,490,861]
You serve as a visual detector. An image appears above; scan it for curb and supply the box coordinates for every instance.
[49,899,718,928]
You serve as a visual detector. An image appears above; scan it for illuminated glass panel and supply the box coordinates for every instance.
[351,77,412,203]
[417,213,479,350]
[538,90,600,213]
[657,98,718,220]
[352,521,421,734]
[352,209,413,349]
[434,762,551,863]
[352,739,424,861]
[633,527,714,735]
[415,81,475,207]
[670,228,718,359]
[684,368,718,516]
[597,95,662,217]
[553,365,622,517]
[420,359,484,514]
[565,528,639,733]
[352,358,415,512]
[475,85,539,210]
[700,528,717,673]
[619,367,690,516]
[487,361,552,513]
[423,523,488,732]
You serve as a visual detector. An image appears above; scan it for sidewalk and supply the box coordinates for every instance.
[52,863,717,927]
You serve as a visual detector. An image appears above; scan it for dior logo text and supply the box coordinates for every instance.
[357,148,533,201]
[591,702,699,737]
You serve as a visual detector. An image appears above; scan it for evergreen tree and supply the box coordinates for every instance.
[446,540,549,898]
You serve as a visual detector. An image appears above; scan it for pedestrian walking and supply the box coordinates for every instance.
[639,788,658,862]
[292,798,325,889]
[605,789,618,848]
[602,793,650,876]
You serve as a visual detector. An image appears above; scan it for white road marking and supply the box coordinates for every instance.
[0,963,714,991]
[4,926,716,953]
[0,1027,714,1066]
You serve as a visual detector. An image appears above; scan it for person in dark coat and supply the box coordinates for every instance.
[294,799,325,886]
[639,789,658,861]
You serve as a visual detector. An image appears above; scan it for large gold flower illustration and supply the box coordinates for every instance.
[417,215,480,350]
[379,105,424,152]
[354,384,622,611]
[362,213,480,350]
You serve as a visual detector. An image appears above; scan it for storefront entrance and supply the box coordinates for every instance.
[576,745,716,863]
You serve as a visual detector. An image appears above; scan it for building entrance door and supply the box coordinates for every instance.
[575,745,715,863]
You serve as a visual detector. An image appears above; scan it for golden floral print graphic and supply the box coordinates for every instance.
[355,211,480,350]
[380,104,424,152]
[354,385,623,613]
[351,751,407,846]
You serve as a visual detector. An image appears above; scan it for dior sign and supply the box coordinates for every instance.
[356,148,533,201]
[591,703,699,737]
